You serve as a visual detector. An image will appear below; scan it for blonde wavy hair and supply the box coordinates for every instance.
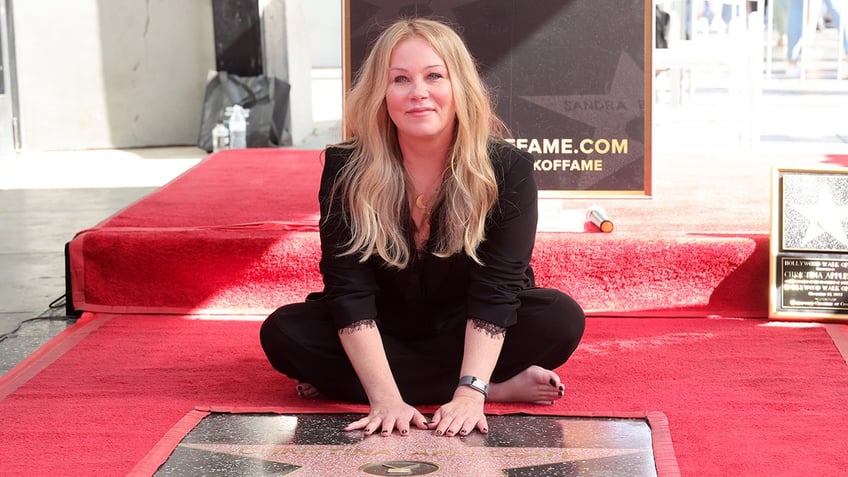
[332,18,507,269]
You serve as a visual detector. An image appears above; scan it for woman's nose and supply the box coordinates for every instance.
[410,79,428,99]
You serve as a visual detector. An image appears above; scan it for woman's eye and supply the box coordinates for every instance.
[393,75,410,83]
[427,72,444,80]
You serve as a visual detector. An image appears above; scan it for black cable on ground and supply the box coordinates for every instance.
[0,295,77,344]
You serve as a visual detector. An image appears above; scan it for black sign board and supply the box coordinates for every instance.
[770,168,848,322]
[343,0,652,197]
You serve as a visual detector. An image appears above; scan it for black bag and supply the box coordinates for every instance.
[197,71,291,152]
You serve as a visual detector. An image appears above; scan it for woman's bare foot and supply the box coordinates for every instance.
[295,381,321,399]
[487,365,565,404]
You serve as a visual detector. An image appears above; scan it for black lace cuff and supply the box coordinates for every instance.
[338,319,377,335]
[470,318,506,339]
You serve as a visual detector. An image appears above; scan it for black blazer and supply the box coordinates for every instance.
[316,139,538,337]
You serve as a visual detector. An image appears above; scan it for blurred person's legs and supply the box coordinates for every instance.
[821,0,848,54]
[703,0,716,23]
[788,0,848,76]
[787,0,805,63]
[775,0,789,45]
[722,3,734,25]
[786,0,808,76]
[686,0,693,38]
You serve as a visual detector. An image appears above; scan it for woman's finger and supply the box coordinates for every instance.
[476,415,490,434]
[413,412,430,430]
[343,415,370,432]
[380,416,397,436]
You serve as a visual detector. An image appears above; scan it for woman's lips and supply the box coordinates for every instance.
[407,107,434,116]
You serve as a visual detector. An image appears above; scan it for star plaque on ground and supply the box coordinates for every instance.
[153,413,661,476]
[770,167,848,322]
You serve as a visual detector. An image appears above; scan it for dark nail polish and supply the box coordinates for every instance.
[381,429,389,434]
[558,391,564,397]
[559,384,564,391]
[401,429,408,434]
[296,385,303,392]
[435,430,443,436]
[549,378,556,386]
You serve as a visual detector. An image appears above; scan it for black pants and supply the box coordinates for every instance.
[259,288,585,405]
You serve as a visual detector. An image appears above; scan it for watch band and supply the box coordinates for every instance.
[457,375,489,397]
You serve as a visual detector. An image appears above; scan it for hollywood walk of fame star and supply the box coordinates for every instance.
[176,418,653,476]
[520,53,645,190]
[789,185,848,249]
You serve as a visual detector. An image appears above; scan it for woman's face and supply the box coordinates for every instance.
[385,37,456,147]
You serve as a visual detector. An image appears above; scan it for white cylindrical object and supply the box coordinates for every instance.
[211,123,229,152]
[586,205,614,233]
[228,105,248,149]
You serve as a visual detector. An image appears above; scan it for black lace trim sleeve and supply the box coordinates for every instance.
[338,318,377,335]
[470,318,507,339]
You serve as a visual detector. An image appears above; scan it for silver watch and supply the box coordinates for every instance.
[457,375,489,397]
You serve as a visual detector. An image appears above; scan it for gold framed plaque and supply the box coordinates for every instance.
[769,166,848,322]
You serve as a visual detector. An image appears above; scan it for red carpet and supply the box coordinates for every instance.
[1,313,846,475]
[31,147,847,475]
[67,148,780,317]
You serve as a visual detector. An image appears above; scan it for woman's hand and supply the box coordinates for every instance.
[428,387,488,437]
[344,399,429,437]
[336,322,428,436]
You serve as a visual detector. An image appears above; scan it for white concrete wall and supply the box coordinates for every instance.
[305,0,342,68]
[261,0,314,145]
[12,0,215,151]
[0,0,15,158]
[304,0,343,127]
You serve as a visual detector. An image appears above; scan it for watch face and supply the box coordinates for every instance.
[459,376,489,396]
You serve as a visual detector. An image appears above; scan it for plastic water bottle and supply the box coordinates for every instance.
[228,105,247,149]
[211,122,229,152]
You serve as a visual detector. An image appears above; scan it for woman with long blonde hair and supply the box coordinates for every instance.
[261,18,584,438]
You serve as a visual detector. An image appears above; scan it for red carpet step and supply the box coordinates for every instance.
[67,148,777,318]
